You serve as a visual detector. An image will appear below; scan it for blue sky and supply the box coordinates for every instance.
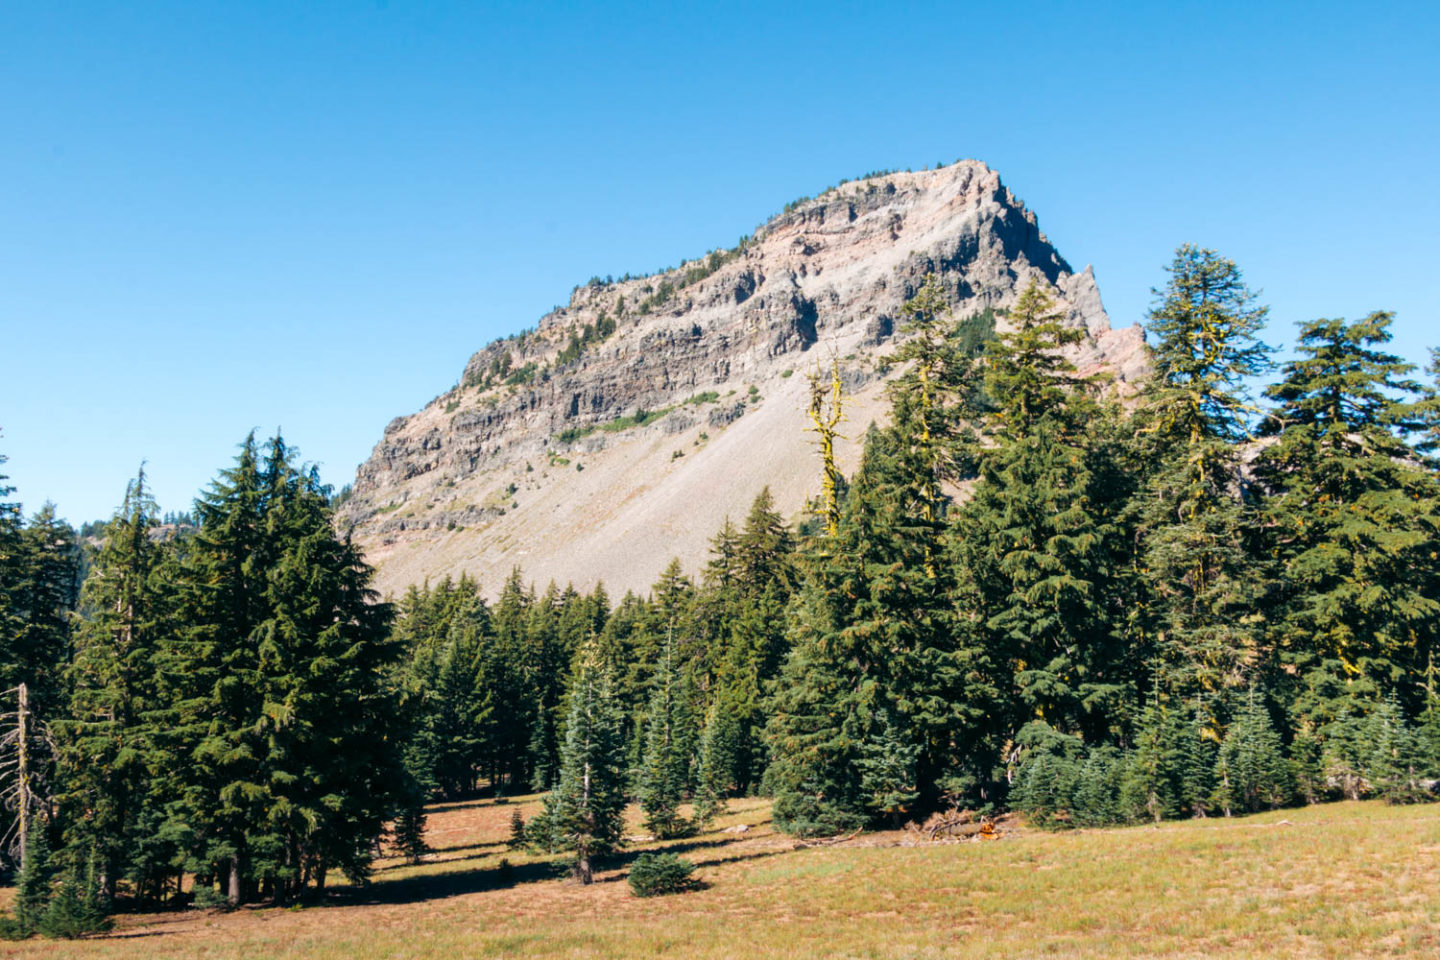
[3,1,1437,523]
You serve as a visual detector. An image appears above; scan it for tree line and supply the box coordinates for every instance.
[2,243,1438,924]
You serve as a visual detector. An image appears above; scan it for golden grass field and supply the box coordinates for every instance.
[5,795,1438,959]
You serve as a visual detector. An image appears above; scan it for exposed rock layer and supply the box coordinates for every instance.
[341,161,1147,598]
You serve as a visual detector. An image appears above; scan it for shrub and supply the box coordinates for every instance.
[38,876,112,940]
[506,809,527,849]
[627,852,698,897]
[0,914,25,940]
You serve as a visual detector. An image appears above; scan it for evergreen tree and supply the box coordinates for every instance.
[1213,689,1290,816]
[1070,746,1125,827]
[37,851,111,939]
[0,440,24,697]
[542,641,627,883]
[57,469,171,901]
[693,699,740,823]
[856,708,920,827]
[762,582,871,836]
[12,504,80,718]
[1418,656,1440,778]
[1009,722,1085,827]
[166,435,404,905]
[488,569,535,789]
[639,629,694,838]
[506,808,527,850]
[954,278,1124,745]
[1368,696,1431,804]
[1129,246,1276,696]
[1257,312,1440,715]
[13,825,55,935]
[1120,688,1178,822]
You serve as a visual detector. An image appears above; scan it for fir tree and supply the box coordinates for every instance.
[12,503,80,718]
[542,641,627,883]
[13,825,55,935]
[1121,688,1178,822]
[56,469,170,902]
[1368,696,1431,804]
[166,435,405,904]
[639,629,694,839]
[506,808,527,850]
[37,852,111,939]
[693,699,740,823]
[1009,722,1085,827]
[856,708,920,827]
[1070,746,1125,827]
[1213,689,1291,816]
[1127,249,1275,695]
[954,278,1123,745]
[0,440,25,702]
[1257,312,1440,715]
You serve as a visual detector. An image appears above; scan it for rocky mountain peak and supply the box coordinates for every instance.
[340,160,1147,598]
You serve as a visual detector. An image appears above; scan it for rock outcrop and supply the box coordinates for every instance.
[340,160,1147,598]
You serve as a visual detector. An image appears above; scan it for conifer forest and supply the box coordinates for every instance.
[2,246,1439,941]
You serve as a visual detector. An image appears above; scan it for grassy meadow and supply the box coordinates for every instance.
[6,796,1438,959]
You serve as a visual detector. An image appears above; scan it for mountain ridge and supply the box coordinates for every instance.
[340,160,1147,598]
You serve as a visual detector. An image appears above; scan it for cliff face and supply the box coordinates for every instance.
[341,160,1147,598]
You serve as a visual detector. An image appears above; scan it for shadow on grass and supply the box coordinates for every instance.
[372,840,506,873]
[344,834,786,907]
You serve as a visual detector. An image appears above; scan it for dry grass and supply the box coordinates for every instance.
[8,797,1439,959]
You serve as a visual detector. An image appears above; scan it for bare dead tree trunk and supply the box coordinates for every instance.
[16,683,28,870]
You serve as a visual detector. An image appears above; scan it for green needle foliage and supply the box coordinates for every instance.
[639,629,695,839]
[1258,312,1440,715]
[543,640,627,883]
[6,244,1440,909]
[955,278,1124,744]
[1131,246,1275,696]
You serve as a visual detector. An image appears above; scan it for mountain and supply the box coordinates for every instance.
[339,160,1147,598]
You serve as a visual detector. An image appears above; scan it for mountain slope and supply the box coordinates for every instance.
[340,160,1147,598]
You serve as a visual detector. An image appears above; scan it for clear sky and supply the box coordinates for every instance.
[3,1,1437,524]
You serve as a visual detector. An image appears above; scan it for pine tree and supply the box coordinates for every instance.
[542,641,627,883]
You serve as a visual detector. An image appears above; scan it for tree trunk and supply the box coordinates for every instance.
[227,854,242,907]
